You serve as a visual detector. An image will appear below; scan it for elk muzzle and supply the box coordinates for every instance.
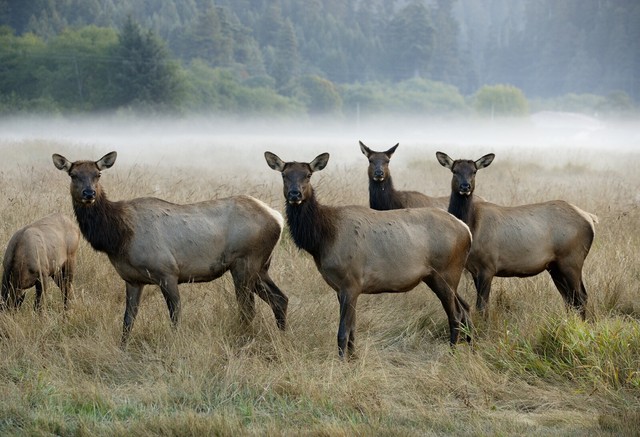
[372,168,385,181]
[458,182,472,196]
[81,188,97,204]
[287,190,303,205]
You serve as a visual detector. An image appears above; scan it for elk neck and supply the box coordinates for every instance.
[285,188,337,259]
[448,192,476,228]
[72,189,133,256]
[369,176,402,210]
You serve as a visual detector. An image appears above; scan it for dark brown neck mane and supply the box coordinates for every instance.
[73,189,133,256]
[369,176,404,210]
[285,188,337,259]
[448,192,476,228]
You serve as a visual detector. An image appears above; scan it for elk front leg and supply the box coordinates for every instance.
[122,282,144,346]
[337,289,358,359]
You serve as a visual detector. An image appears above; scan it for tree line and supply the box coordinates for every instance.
[0,0,637,116]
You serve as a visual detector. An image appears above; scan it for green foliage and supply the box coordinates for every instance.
[473,84,529,117]
[46,26,118,111]
[486,316,640,389]
[183,60,301,115]
[1,2,639,114]
[291,75,342,115]
[111,16,185,111]
[341,78,468,117]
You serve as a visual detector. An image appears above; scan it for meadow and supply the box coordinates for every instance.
[0,117,639,436]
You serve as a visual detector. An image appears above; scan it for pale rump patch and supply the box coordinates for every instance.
[569,203,599,232]
[251,196,285,231]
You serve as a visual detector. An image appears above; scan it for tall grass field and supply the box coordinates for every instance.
[0,118,638,435]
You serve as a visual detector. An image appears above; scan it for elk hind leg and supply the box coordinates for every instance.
[158,277,181,328]
[473,273,494,317]
[255,269,288,330]
[231,261,257,327]
[548,263,587,319]
[424,274,472,344]
[34,278,45,312]
[54,265,74,311]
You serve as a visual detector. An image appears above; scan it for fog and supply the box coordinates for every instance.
[1,113,638,172]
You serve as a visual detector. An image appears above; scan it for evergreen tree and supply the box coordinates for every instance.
[383,1,434,81]
[111,15,183,109]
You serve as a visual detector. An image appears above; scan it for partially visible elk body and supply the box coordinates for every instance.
[1,212,80,311]
[52,151,288,345]
[265,151,472,358]
[436,151,597,319]
[360,141,449,210]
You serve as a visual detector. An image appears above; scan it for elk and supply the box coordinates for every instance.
[52,151,288,345]
[360,141,450,211]
[2,212,80,311]
[265,151,473,358]
[436,151,597,319]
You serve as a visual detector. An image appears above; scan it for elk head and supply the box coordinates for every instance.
[264,151,329,205]
[52,151,117,205]
[359,141,398,182]
[436,152,495,196]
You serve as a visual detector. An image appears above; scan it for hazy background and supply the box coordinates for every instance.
[0,1,638,197]
[0,1,638,118]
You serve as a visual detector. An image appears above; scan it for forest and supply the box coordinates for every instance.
[0,0,638,117]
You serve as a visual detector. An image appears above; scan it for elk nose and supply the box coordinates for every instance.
[373,169,384,180]
[287,190,302,204]
[459,182,472,195]
[82,188,96,201]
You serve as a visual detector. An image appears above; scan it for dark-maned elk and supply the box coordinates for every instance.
[52,151,288,345]
[1,212,80,311]
[436,151,598,319]
[265,151,473,358]
[360,141,450,211]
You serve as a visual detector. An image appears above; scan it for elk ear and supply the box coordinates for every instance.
[52,154,72,172]
[97,151,117,170]
[264,151,285,172]
[436,151,454,169]
[385,143,399,157]
[359,141,372,157]
[475,153,495,169]
[310,153,330,172]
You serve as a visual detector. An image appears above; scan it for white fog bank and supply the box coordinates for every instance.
[1,112,637,171]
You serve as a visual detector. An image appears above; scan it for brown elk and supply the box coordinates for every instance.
[265,151,473,358]
[436,151,597,319]
[360,141,449,210]
[2,212,80,311]
[52,151,288,345]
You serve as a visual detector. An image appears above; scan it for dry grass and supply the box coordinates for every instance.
[0,134,639,436]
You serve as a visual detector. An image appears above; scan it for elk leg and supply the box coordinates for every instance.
[16,291,26,309]
[158,277,181,328]
[231,264,256,327]
[62,260,75,311]
[548,265,587,320]
[54,265,73,311]
[122,282,144,346]
[337,290,358,359]
[255,271,288,330]
[34,279,45,312]
[473,273,493,316]
[424,275,472,345]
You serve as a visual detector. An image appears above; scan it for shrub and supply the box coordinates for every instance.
[473,84,529,117]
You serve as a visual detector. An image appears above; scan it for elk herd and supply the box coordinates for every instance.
[0,142,598,359]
